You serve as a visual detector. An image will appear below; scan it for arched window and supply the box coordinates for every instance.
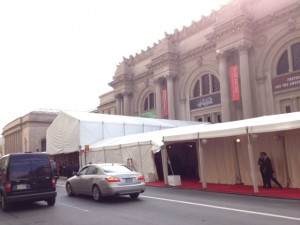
[277,42,300,75]
[292,43,300,71]
[277,50,289,75]
[193,74,220,97]
[143,92,155,111]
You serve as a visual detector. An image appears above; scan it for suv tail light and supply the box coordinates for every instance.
[5,181,11,192]
[52,177,56,189]
[105,176,120,182]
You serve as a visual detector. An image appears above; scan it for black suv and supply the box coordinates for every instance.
[0,152,57,211]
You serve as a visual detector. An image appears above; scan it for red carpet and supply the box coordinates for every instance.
[146,179,300,200]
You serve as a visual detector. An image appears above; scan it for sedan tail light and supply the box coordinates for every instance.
[105,176,120,182]
[137,175,144,180]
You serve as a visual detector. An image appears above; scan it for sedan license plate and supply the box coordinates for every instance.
[125,178,133,183]
[17,184,27,190]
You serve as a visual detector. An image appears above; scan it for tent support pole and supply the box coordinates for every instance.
[161,144,168,186]
[247,127,258,193]
[198,136,207,189]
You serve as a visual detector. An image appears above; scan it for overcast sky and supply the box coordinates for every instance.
[0,0,230,133]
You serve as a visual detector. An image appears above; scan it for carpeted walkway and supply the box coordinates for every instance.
[146,179,300,200]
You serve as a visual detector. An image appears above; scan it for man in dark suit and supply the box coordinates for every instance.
[258,152,267,187]
[259,152,282,188]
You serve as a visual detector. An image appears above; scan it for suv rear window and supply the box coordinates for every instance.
[9,154,52,180]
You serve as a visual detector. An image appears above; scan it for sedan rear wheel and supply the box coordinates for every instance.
[129,193,140,199]
[92,185,103,202]
[66,182,74,196]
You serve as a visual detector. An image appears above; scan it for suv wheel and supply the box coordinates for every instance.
[92,185,103,202]
[1,194,9,211]
[46,197,56,206]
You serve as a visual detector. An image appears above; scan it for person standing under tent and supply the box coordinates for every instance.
[258,152,282,189]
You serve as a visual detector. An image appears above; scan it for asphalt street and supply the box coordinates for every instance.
[1,179,300,225]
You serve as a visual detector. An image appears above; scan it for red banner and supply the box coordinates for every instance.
[162,88,168,117]
[229,65,240,101]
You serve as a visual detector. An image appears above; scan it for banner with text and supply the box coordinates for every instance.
[162,88,168,117]
[229,65,240,101]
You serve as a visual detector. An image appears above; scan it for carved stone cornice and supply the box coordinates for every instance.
[109,74,133,88]
[179,42,216,64]
[254,2,300,32]
[146,53,179,71]
[206,15,255,44]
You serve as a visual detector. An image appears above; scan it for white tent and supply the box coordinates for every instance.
[85,125,208,182]
[162,112,300,190]
[46,110,201,155]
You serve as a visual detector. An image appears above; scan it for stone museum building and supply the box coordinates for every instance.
[2,110,58,154]
[97,0,300,123]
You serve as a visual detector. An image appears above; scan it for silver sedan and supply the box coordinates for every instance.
[65,163,145,201]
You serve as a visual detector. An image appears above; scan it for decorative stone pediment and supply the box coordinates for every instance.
[146,52,179,71]
[109,74,133,88]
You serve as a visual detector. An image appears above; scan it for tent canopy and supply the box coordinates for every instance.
[163,112,300,142]
[89,124,208,153]
[46,111,202,155]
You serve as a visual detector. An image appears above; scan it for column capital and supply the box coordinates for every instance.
[122,90,133,97]
[114,93,122,99]
[165,73,177,81]
[238,44,252,55]
[153,77,163,85]
[216,51,229,62]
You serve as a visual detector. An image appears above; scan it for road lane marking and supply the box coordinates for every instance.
[141,195,300,222]
[59,203,89,212]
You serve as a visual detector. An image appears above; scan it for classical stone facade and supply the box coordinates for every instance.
[98,0,300,123]
[2,110,58,154]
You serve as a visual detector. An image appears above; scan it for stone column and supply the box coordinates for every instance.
[115,94,122,115]
[166,74,176,120]
[239,45,253,119]
[154,78,162,119]
[123,91,131,116]
[217,52,231,122]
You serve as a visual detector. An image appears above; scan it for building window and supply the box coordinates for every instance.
[292,43,300,71]
[202,74,210,95]
[277,50,289,75]
[285,105,291,113]
[217,114,222,123]
[193,74,220,97]
[193,81,200,97]
[143,92,155,111]
[277,42,300,75]
[41,139,46,152]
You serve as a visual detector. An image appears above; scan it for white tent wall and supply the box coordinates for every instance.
[47,111,80,155]
[284,129,300,188]
[202,138,237,185]
[139,143,159,182]
[47,110,201,156]
[79,121,104,146]
[84,142,158,182]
